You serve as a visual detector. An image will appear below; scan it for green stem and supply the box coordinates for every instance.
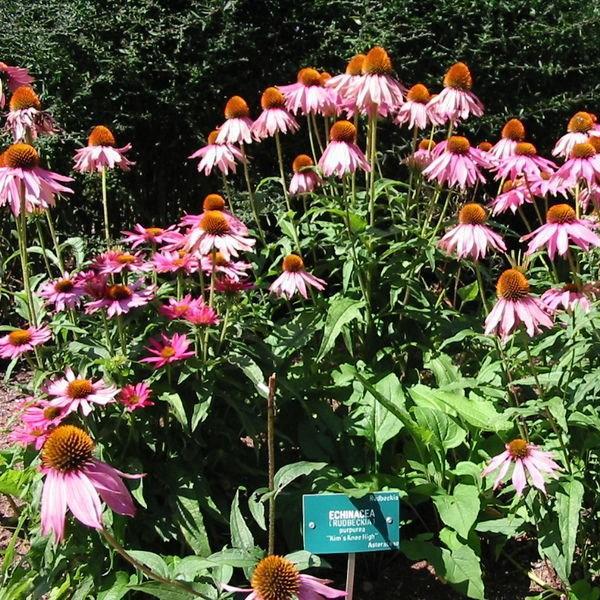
[367,114,378,227]
[310,113,325,154]
[101,167,110,247]
[306,115,318,164]
[117,315,127,355]
[99,530,209,599]
[45,210,64,272]
[16,188,37,327]
[220,173,237,217]
[35,219,53,277]
[267,374,277,556]
[240,144,265,242]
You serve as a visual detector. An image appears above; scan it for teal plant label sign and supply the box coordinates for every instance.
[302,492,400,554]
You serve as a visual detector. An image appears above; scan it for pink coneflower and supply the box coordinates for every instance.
[488,179,534,215]
[426,62,484,123]
[201,251,251,281]
[484,269,553,340]
[186,303,220,326]
[438,203,506,260]
[395,84,431,130]
[215,276,254,295]
[40,424,141,541]
[580,183,600,211]
[489,119,526,160]
[353,47,405,118]
[85,281,155,318]
[0,325,51,359]
[6,86,55,141]
[141,332,195,368]
[152,250,199,274]
[117,383,154,412]
[121,223,180,248]
[223,555,346,600]
[0,143,73,216]
[73,126,134,173]
[289,154,322,195]
[270,254,326,299]
[91,250,149,275]
[318,120,370,178]
[216,96,254,145]
[159,295,205,320]
[325,54,366,110]
[189,129,244,176]
[46,368,118,416]
[40,273,87,311]
[10,423,51,450]
[179,194,248,236]
[78,270,109,300]
[495,142,557,181]
[541,284,591,314]
[0,62,34,108]
[521,204,600,259]
[552,112,600,158]
[406,139,437,171]
[482,438,560,496]
[549,142,600,192]
[21,399,66,430]
[252,87,299,140]
[278,68,337,116]
[183,210,255,259]
[423,136,489,189]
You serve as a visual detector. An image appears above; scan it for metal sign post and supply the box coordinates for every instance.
[345,553,356,600]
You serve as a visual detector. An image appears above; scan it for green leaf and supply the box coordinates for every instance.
[413,406,466,451]
[285,550,322,570]
[207,547,263,568]
[159,392,188,429]
[127,583,197,600]
[230,488,254,549]
[174,493,211,556]
[556,478,584,580]
[433,484,480,539]
[458,280,479,303]
[317,297,364,360]
[273,461,328,495]
[227,354,268,398]
[127,551,170,578]
[248,490,267,531]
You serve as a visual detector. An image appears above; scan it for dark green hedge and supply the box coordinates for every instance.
[1,0,600,232]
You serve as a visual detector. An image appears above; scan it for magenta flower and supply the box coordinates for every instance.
[318,120,370,178]
[118,383,154,412]
[21,399,67,431]
[482,438,560,496]
[549,142,600,192]
[46,368,118,416]
[494,142,556,181]
[121,223,180,248]
[484,269,553,340]
[91,250,149,275]
[216,96,254,145]
[183,210,255,260]
[426,63,483,123]
[189,129,244,176]
[5,86,55,141]
[489,119,526,160]
[0,143,73,216]
[10,423,51,450]
[0,325,51,359]
[159,295,205,320]
[520,204,600,259]
[395,84,432,130]
[324,54,366,111]
[186,303,220,326]
[406,140,437,171]
[541,284,591,314]
[215,276,254,295]
[580,184,600,212]
[423,136,490,189]
[270,255,326,300]
[85,280,155,318]
[223,555,346,600]
[73,126,134,173]
[152,250,199,274]
[278,68,338,116]
[438,203,506,260]
[252,87,299,140]
[289,154,322,195]
[141,332,195,368]
[488,179,534,216]
[552,112,600,158]
[40,425,141,541]
[40,273,87,312]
